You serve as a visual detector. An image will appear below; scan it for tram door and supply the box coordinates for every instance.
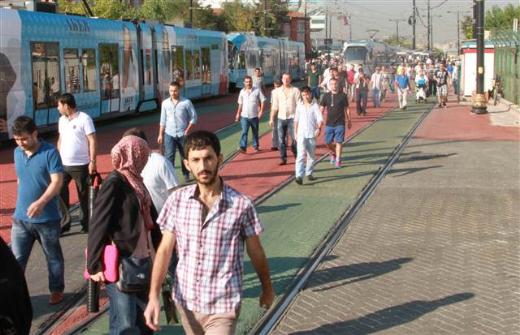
[201,47,211,96]
[99,43,120,114]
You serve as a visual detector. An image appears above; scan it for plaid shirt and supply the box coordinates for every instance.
[158,182,263,314]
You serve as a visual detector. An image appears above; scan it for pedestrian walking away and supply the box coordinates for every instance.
[270,73,300,165]
[355,69,369,115]
[435,63,450,108]
[57,93,97,234]
[320,78,352,169]
[144,130,275,335]
[87,135,161,335]
[158,81,198,183]
[395,67,411,109]
[294,86,323,185]
[235,75,266,153]
[10,116,65,306]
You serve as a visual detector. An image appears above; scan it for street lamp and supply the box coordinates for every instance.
[471,0,487,114]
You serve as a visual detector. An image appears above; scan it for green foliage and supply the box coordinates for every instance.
[485,4,520,31]
[221,0,257,33]
[461,15,474,39]
[383,35,412,49]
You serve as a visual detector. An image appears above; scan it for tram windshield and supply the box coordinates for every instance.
[345,46,368,63]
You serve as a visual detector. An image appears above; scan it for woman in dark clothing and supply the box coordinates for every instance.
[87,135,158,335]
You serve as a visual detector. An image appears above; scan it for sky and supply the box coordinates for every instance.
[201,0,519,48]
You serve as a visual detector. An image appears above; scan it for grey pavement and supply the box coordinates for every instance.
[24,214,86,335]
[272,138,520,334]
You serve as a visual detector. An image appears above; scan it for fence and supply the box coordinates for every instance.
[490,30,519,105]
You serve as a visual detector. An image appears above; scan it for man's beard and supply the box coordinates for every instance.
[194,166,219,186]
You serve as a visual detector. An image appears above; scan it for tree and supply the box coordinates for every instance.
[461,4,519,39]
[57,0,136,19]
[254,0,289,37]
[461,15,474,39]
[485,4,520,31]
[221,0,257,33]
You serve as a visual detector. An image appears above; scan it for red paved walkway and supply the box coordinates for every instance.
[0,101,236,242]
[221,94,398,200]
[415,99,520,141]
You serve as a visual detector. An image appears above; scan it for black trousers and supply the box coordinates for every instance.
[60,164,89,230]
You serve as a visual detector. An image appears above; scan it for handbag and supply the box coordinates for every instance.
[116,255,152,293]
[83,244,119,283]
[117,213,153,293]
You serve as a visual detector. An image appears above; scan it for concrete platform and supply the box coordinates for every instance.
[272,99,520,334]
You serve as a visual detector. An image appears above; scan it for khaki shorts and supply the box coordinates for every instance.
[176,303,240,335]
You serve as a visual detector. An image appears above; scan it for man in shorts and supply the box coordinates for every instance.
[435,62,450,108]
[320,78,352,168]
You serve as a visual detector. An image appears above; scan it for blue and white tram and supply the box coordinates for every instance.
[0,8,228,140]
[227,33,305,88]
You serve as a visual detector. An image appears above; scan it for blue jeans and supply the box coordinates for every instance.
[271,118,279,148]
[372,87,381,107]
[295,138,317,178]
[311,86,320,100]
[164,134,189,178]
[105,283,152,335]
[277,118,297,161]
[239,117,259,150]
[11,219,64,293]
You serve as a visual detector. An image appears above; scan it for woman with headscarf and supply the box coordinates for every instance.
[87,135,159,334]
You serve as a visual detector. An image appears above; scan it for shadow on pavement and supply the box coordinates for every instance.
[30,292,76,319]
[257,203,301,214]
[290,292,475,335]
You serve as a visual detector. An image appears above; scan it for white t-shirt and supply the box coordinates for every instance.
[58,111,96,166]
[294,102,323,140]
[142,152,179,214]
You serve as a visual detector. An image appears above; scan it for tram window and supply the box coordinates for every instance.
[64,49,80,94]
[193,49,201,80]
[82,49,96,92]
[31,42,60,109]
[185,49,193,80]
[237,51,246,70]
[171,46,184,82]
[145,49,152,85]
[99,44,119,100]
[201,47,211,84]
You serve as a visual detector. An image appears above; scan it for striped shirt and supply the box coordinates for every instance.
[158,182,263,314]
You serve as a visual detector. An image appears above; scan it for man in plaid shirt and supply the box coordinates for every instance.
[144,130,274,334]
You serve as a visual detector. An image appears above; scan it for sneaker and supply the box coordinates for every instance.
[239,147,246,154]
[307,174,316,181]
[295,177,303,185]
[335,159,341,169]
[60,223,71,235]
[278,159,287,166]
[330,154,336,165]
[254,147,261,153]
[49,292,64,305]
[270,147,278,151]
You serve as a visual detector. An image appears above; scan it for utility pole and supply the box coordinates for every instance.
[472,0,487,114]
[412,0,416,49]
[389,19,405,45]
[427,0,431,51]
[457,10,460,53]
[349,15,352,41]
[264,0,268,36]
[189,0,193,28]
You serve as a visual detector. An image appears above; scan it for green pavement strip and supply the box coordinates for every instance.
[82,102,433,334]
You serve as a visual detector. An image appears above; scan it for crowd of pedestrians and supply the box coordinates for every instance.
[2,53,459,334]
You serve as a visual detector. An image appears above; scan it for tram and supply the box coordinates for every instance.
[0,8,228,140]
[227,33,305,88]
[342,40,397,74]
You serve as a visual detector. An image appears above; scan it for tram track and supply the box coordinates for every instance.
[43,101,415,335]
[250,102,435,335]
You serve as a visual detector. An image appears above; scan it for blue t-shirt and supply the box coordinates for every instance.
[14,141,64,223]
[396,75,410,89]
